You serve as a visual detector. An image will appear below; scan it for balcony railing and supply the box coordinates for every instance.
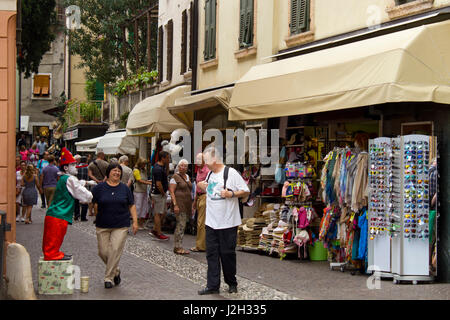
[64,100,105,128]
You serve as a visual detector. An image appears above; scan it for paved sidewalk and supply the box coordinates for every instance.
[15,207,450,300]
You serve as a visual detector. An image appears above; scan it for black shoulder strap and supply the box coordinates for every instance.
[206,171,212,183]
[224,166,229,190]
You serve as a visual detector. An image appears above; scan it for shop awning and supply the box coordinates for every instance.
[75,136,102,153]
[96,131,139,155]
[169,87,233,128]
[229,20,450,121]
[126,85,190,136]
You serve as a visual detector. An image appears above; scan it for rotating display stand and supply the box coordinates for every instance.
[368,138,392,279]
[391,135,434,284]
[368,135,434,284]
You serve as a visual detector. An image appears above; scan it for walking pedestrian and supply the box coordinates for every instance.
[196,147,250,295]
[37,136,48,158]
[133,157,152,230]
[88,152,109,216]
[119,155,134,189]
[150,151,170,241]
[28,143,40,167]
[16,160,26,222]
[17,133,27,151]
[92,163,138,289]
[40,155,59,207]
[21,164,42,224]
[37,152,50,208]
[169,159,192,255]
[74,156,90,221]
[88,152,109,183]
[191,153,209,252]
[15,155,21,171]
[19,145,29,162]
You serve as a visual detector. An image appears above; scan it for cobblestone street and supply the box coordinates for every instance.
[14,207,450,300]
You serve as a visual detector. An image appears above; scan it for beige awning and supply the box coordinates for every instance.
[229,20,450,121]
[126,85,190,136]
[169,87,233,128]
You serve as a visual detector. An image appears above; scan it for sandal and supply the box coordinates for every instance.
[190,247,205,252]
[174,248,190,255]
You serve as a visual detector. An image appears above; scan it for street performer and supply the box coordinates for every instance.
[42,147,95,260]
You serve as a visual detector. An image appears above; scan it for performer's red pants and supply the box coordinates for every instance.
[42,216,69,260]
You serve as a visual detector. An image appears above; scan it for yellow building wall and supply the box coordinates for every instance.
[70,54,87,101]
[197,0,279,90]
[277,0,450,52]
[197,0,450,91]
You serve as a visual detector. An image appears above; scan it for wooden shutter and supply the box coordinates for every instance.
[41,75,50,96]
[290,0,299,35]
[204,0,216,60]
[181,10,187,75]
[209,0,216,59]
[204,0,210,60]
[158,26,163,83]
[33,75,42,95]
[298,0,309,32]
[239,0,246,48]
[167,20,173,81]
[239,0,253,49]
[245,0,253,47]
[189,1,194,70]
[291,0,309,35]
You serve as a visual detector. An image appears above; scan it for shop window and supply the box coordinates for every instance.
[290,0,310,35]
[32,74,51,99]
[239,0,254,49]
[204,0,216,61]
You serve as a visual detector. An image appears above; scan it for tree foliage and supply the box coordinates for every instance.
[18,0,57,78]
[64,0,158,86]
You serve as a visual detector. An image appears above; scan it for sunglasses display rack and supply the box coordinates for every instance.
[391,134,434,284]
[368,137,392,277]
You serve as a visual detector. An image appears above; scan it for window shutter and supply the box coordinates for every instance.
[239,0,246,48]
[181,10,187,74]
[209,0,216,59]
[158,26,164,83]
[244,0,253,47]
[204,0,210,60]
[290,0,299,35]
[167,20,173,81]
[298,0,308,32]
[189,1,194,70]
[291,0,309,35]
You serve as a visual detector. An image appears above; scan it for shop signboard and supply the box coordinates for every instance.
[63,128,79,141]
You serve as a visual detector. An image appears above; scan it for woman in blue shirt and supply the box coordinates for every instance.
[92,163,138,289]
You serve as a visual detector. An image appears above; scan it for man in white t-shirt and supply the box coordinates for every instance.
[196,147,250,295]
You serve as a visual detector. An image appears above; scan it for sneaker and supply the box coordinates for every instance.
[228,285,238,294]
[149,230,169,241]
[21,217,25,222]
[198,287,219,295]
[16,216,20,222]
[157,233,169,241]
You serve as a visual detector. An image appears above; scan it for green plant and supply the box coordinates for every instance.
[80,102,101,122]
[112,70,158,97]
[85,79,96,101]
[64,99,78,126]
[120,111,129,128]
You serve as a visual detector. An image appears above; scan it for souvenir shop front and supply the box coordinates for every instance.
[227,19,450,283]
[233,102,446,284]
